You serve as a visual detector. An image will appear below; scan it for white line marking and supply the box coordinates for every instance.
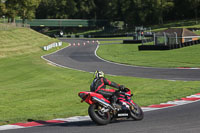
[187,95,200,98]
[165,100,193,105]
[141,107,160,112]
[54,116,91,122]
[0,125,23,130]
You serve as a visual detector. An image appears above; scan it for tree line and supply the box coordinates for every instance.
[0,0,200,26]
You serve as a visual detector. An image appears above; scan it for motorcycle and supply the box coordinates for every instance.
[78,88,144,125]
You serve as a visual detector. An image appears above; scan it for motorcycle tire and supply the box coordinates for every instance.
[130,103,144,120]
[88,104,111,125]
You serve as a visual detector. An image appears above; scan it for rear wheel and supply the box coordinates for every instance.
[130,103,144,120]
[88,104,111,125]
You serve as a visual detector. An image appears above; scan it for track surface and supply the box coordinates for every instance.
[2,101,200,133]
[43,39,200,81]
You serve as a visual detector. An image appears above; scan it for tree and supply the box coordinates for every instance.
[18,0,41,24]
[189,0,200,24]
[153,0,174,24]
[120,0,143,27]
[36,0,77,19]
[73,0,95,19]
[0,0,6,17]
[5,0,19,23]
[36,0,57,19]
[54,0,77,19]
[93,0,115,20]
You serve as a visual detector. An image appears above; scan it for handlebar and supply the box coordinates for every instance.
[117,87,129,92]
[116,88,133,97]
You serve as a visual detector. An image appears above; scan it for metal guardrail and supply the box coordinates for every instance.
[15,19,108,27]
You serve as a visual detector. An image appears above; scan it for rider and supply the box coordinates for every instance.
[90,70,125,106]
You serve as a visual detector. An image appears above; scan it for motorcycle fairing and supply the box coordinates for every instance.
[79,91,111,104]
[118,90,136,110]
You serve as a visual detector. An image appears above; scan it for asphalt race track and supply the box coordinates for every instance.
[2,39,200,133]
[2,101,200,133]
[43,39,200,81]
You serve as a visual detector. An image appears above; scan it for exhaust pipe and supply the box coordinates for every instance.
[92,97,115,110]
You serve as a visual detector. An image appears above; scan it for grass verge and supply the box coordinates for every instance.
[0,27,57,58]
[97,43,200,68]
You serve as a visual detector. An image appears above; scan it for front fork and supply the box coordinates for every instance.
[129,99,137,111]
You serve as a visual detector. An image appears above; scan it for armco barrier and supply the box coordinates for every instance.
[54,34,132,38]
[43,42,62,51]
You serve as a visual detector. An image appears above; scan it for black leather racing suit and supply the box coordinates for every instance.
[90,77,121,99]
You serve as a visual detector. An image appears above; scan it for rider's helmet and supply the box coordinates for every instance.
[94,70,104,79]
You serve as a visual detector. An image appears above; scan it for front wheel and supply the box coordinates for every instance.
[130,103,144,120]
[88,104,111,125]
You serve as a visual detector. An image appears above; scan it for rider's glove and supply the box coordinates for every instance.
[119,85,125,90]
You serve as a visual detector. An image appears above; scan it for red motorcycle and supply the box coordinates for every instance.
[78,88,143,125]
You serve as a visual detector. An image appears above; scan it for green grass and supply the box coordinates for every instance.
[97,44,200,68]
[194,30,200,35]
[1,53,200,125]
[0,27,57,58]
[94,37,133,40]
[145,19,200,33]
[151,19,200,30]
[1,27,200,125]
[100,40,123,44]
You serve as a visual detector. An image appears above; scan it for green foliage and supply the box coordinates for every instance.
[0,0,6,16]
[2,0,200,29]
[5,0,19,22]
[36,0,77,19]
[74,0,95,19]
[4,0,41,23]
[153,0,174,24]
[18,0,41,23]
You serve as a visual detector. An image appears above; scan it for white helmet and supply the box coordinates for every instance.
[94,70,104,79]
